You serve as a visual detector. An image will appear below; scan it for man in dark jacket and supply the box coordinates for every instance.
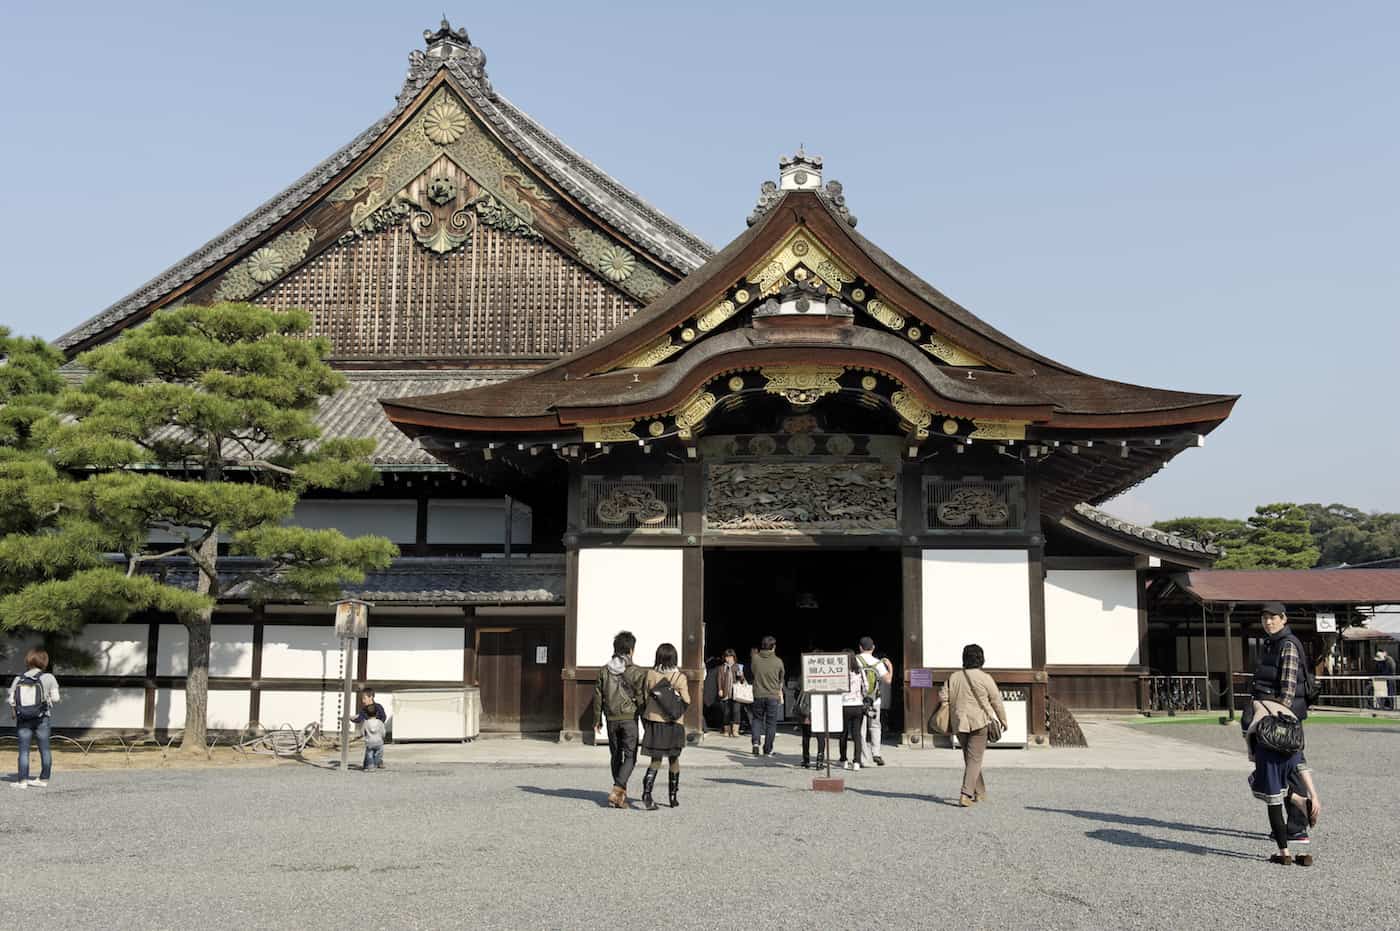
[749,636,785,759]
[595,630,648,809]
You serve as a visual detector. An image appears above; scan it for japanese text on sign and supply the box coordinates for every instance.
[802,653,849,693]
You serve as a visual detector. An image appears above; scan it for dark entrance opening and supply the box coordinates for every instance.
[701,548,903,733]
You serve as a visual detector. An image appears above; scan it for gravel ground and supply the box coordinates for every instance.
[3,728,1397,930]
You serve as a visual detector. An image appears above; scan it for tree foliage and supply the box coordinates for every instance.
[1156,501,1399,568]
[4,305,397,749]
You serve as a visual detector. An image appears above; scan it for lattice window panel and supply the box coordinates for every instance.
[924,477,1025,532]
[582,476,682,532]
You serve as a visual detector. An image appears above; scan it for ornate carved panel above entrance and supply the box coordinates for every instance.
[745,229,856,298]
[705,462,897,532]
[760,366,845,406]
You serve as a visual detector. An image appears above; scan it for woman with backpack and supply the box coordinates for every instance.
[640,642,689,810]
[8,648,61,789]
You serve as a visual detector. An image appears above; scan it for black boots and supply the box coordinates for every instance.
[668,772,680,808]
[642,769,658,810]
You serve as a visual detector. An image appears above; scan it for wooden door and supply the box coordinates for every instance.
[476,624,564,733]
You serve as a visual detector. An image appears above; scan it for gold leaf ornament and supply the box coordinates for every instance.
[247,248,287,284]
[422,101,469,145]
[597,246,637,282]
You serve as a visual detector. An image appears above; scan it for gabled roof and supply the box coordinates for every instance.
[55,20,712,354]
[1058,503,1221,568]
[385,187,1237,433]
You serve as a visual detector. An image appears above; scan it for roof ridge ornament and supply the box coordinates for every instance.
[747,150,857,228]
[402,17,491,104]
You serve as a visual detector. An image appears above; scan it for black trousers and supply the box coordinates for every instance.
[839,706,864,761]
[722,700,745,726]
[801,723,827,762]
[607,718,638,789]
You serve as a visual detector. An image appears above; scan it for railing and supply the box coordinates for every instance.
[1144,675,1211,714]
[1231,674,1400,711]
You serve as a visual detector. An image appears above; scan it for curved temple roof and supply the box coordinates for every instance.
[55,20,712,354]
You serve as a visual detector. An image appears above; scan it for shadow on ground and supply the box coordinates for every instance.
[1085,828,1259,861]
[1026,805,1261,840]
[517,785,610,807]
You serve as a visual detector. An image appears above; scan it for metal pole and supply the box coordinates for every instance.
[1223,603,1236,722]
[340,635,354,774]
[1201,604,1212,712]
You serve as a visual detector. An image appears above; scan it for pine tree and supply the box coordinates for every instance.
[45,304,396,750]
[0,328,201,650]
[1215,502,1319,569]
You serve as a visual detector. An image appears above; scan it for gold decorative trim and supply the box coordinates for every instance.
[760,365,845,406]
[583,422,639,443]
[860,375,878,391]
[696,299,738,333]
[673,391,718,438]
[863,298,904,331]
[890,390,933,438]
[921,334,987,367]
[615,338,681,369]
[647,420,666,437]
[727,376,745,392]
[970,420,1027,440]
[744,229,855,298]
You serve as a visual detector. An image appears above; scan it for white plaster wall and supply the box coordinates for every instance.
[157,624,255,677]
[153,689,252,731]
[47,687,146,730]
[367,627,464,681]
[427,499,534,544]
[921,549,1031,668]
[259,689,346,731]
[1045,569,1141,666]
[56,624,148,676]
[260,626,343,679]
[287,499,418,544]
[576,548,684,667]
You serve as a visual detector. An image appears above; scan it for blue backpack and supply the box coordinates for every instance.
[12,673,48,724]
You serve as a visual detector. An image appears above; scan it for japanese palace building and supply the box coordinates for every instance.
[40,20,1236,744]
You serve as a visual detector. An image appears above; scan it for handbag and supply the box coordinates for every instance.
[1255,711,1304,754]
[967,670,1004,743]
[730,681,754,705]
[650,672,687,723]
[931,688,952,735]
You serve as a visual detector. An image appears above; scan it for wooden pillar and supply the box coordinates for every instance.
[559,462,584,742]
[249,608,265,726]
[899,458,924,745]
[1136,569,1151,712]
[681,460,705,743]
[1026,467,1049,744]
[142,620,160,733]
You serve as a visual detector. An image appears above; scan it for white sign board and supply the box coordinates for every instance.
[809,693,844,734]
[802,653,849,693]
[1315,612,1337,633]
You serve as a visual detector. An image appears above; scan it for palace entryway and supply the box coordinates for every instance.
[702,548,903,731]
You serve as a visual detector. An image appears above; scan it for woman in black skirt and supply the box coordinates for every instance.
[641,643,690,810]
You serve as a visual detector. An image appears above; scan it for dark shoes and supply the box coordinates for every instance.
[752,746,760,757]
[1268,853,1293,865]
[668,772,680,808]
[873,756,886,767]
[641,770,659,811]
[1296,854,1314,867]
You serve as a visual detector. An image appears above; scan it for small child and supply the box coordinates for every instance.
[351,689,386,772]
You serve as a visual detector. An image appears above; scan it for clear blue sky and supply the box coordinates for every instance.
[2,2,1396,523]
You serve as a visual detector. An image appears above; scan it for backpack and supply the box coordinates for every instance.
[649,672,686,723]
[362,716,386,749]
[858,656,882,698]
[12,673,48,724]
[1298,643,1321,708]
[602,665,638,719]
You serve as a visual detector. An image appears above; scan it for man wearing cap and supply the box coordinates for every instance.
[1243,602,1316,865]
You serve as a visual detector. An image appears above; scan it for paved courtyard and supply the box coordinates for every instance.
[2,721,1397,929]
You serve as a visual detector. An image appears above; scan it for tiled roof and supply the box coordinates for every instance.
[1179,569,1400,605]
[54,25,711,352]
[153,555,565,605]
[1071,504,1221,557]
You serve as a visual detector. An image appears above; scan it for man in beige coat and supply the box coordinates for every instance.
[944,643,1007,806]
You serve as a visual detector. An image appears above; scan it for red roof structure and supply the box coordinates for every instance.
[1177,570,1400,605]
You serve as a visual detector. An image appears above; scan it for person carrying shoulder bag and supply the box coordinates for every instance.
[944,643,1006,807]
